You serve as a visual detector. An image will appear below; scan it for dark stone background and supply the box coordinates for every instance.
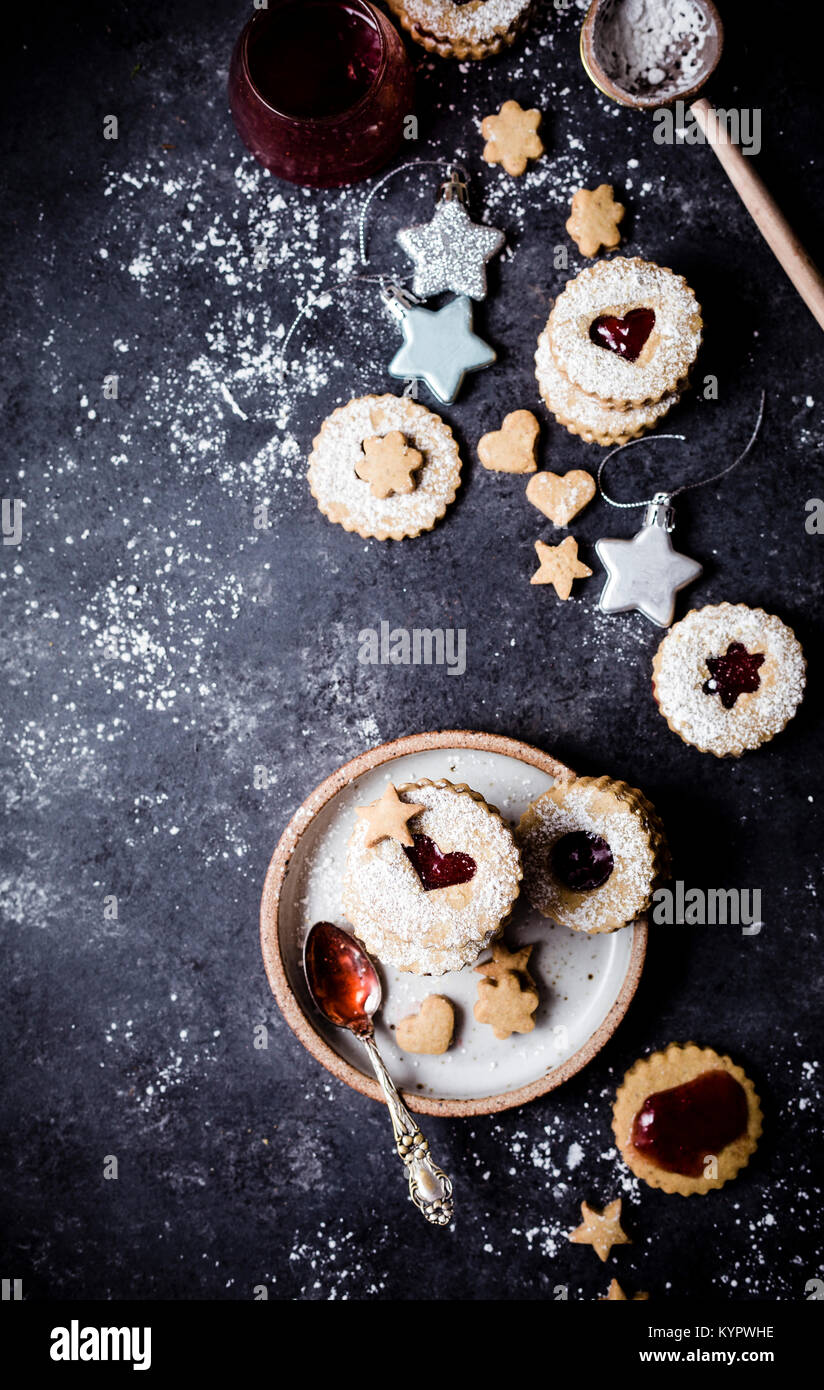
[1,0,821,1301]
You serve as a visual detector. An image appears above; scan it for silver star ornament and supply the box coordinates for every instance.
[596,494,703,628]
[385,289,496,405]
[397,198,505,302]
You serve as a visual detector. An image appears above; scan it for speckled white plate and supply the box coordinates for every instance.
[260,731,646,1116]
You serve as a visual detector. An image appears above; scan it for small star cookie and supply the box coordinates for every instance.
[566,184,625,258]
[526,469,595,527]
[354,783,424,848]
[601,1279,649,1301]
[482,100,544,177]
[474,942,539,1040]
[396,995,455,1055]
[568,1199,631,1263]
[478,410,539,473]
[355,431,423,499]
[530,536,592,599]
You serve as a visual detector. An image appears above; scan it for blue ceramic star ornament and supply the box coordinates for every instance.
[385,289,496,405]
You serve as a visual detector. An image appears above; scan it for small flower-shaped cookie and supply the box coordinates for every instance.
[474,942,539,1040]
[482,99,544,177]
[354,431,423,499]
[566,184,625,258]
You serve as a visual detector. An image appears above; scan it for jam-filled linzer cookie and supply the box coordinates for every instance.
[545,257,702,409]
[343,779,522,975]
[385,0,535,61]
[535,327,681,447]
[517,776,669,934]
[612,1043,763,1195]
[652,603,806,757]
[307,394,462,541]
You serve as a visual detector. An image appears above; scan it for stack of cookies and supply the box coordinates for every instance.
[535,257,703,446]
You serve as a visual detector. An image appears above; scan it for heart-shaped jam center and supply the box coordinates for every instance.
[404,833,476,892]
[703,642,765,709]
[631,1069,749,1177]
[551,831,614,891]
[589,307,655,362]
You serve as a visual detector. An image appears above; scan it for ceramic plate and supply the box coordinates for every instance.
[260,731,646,1116]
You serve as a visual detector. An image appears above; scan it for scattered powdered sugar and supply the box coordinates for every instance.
[652,604,807,757]
[342,780,522,973]
[593,0,715,100]
[307,394,462,540]
[548,257,703,405]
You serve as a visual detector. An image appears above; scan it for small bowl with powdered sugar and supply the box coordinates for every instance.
[581,0,723,109]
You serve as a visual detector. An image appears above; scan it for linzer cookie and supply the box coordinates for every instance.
[517,775,669,934]
[652,603,806,757]
[385,0,535,60]
[612,1043,763,1195]
[342,778,522,975]
[535,327,681,445]
[546,257,702,409]
[307,394,462,540]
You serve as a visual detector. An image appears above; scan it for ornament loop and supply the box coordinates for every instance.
[644,493,676,532]
[439,167,468,204]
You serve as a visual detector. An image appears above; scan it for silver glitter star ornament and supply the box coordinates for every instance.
[596,493,703,628]
[383,285,496,405]
[396,172,505,302]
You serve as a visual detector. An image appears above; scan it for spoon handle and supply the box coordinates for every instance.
[360,1034,454,1226]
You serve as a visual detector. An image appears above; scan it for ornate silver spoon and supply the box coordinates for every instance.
[303,920,454,1226]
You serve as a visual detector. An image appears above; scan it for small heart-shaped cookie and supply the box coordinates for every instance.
[478,410,539,473]
[396,995,455,1055]
[526,469,595,527]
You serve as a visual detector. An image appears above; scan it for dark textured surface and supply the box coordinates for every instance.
[1,0,822,1302]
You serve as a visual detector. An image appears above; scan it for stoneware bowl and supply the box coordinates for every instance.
[260,729,647,1116]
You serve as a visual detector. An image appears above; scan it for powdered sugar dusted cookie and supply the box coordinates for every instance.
[307,394,462,541]
[652,603,806,757]
[517,776,669,934]
[342,778,522,975]
[535,326,680,444]
[547,257,702,408]
[385,0,535,60]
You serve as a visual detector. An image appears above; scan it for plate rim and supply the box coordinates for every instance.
[260,728,648,1117]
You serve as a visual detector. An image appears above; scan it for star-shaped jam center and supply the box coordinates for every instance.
[702,642,765,709]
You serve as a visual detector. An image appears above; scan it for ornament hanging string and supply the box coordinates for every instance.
[277,273,403,381]
[597,390,766,510]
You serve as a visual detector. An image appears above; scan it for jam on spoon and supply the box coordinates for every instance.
[551,831,614,892]
[303,921,453,1224]
[404,833,476,892]
[589,307,656,361]
[631,1068,749,1177]
[703,642,765,709]
[303,919,380,1035]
